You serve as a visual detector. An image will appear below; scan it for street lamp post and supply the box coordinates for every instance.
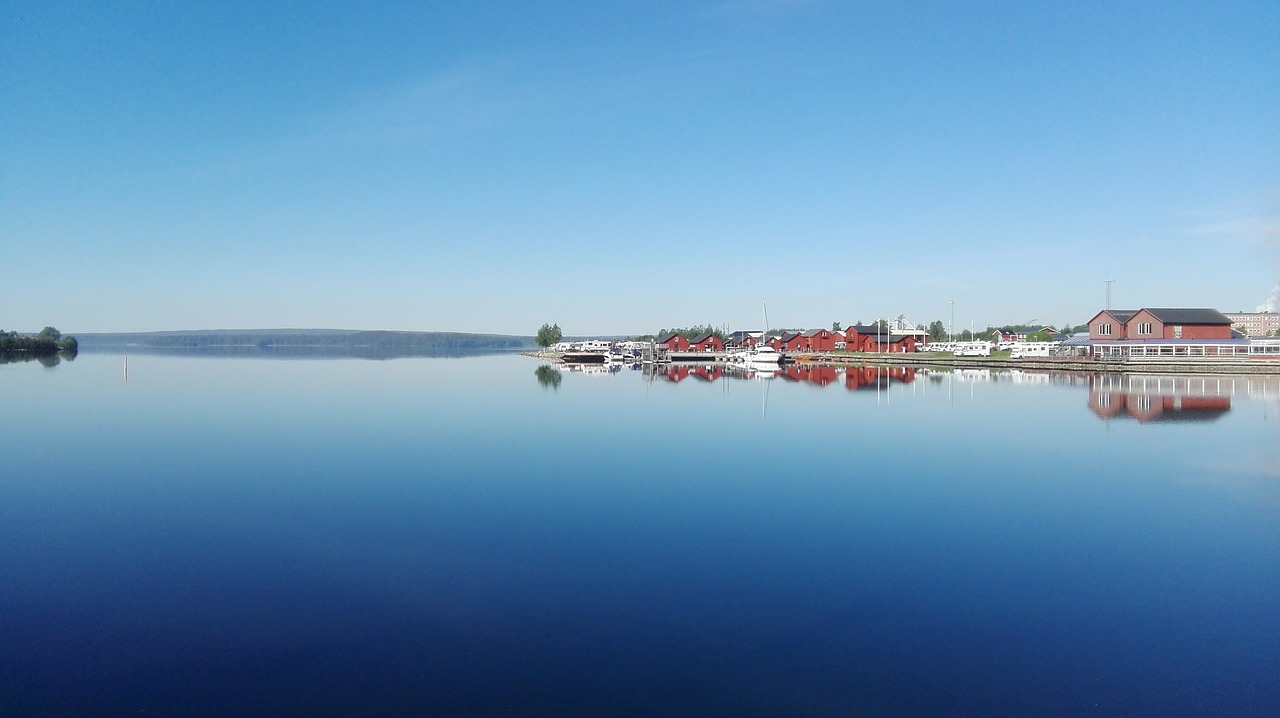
[950,300,955,343]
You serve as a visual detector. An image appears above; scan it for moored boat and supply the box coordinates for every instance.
[561,351,609,364]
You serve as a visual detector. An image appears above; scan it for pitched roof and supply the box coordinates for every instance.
[1141,308,1231,325]
[690,332,719,344]
[1096,310,1138,323]
[656,332,682,344]
[849,325,894,340]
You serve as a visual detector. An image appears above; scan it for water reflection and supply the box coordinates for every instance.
[534,364,563,390]
[1088,374,1240,424]
[0,349,77,367]
[622,362,1280,424]
[643,362,918,388]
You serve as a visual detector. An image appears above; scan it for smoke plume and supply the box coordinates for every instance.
[1259,282,1280,313]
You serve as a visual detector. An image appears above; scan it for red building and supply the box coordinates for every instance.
[689,333,724,352]
[1126,308,1233,340]
[656,332,691,352]
[783,332,811,352]
[844,326,918,353]
[765,332,797,352]
[1088,310,1137,341]
[802,328,841,352]
[1088,308,1233,342]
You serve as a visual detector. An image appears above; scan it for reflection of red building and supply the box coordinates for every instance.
[1088,375,1232,422]
[845,366,917,390]
[690,365,723,382]
[661,364,724,383]
[1089,390,1230,423]
[663,365,691,382]
[808,365,839,387]
[782,364,840,386]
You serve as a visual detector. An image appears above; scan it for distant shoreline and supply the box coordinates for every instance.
[76,329,536,353]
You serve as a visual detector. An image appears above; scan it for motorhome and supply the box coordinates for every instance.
[1009,342,1059,358]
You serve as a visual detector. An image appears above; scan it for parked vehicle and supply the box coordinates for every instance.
[1010,342,1059,358]
[953,342,992,357]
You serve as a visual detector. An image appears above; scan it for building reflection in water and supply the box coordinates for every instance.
[1088,374,1234,424]
[630,363,1280,424]
[645,362,916,389]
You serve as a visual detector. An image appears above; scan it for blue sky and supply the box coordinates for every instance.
[4,1,1278,335]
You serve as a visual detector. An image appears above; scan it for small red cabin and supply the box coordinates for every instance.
[656,332,690,352]
[689,333,724,352]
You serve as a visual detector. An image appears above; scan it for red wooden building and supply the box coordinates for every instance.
[689,333,724,352]
[1087,310,1138,341]
[802,328,841,352]
[783,332,811,352]
[766,332,796,352]
[843,326,917,353]
[656,332,691,352]
[1088,308,1233,342]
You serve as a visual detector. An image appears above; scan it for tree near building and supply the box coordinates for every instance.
[535,323,563,349]
[927,320,946,341]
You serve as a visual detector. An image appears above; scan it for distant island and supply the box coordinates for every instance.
[74,329,536,358]
[0,326,79,362]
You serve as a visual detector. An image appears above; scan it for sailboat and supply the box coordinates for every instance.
[736,301,782,367]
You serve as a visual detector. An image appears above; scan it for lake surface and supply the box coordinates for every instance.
[3,354,1279,716]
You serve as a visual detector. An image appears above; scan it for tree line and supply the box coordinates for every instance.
[531,318,1093,349]
[0,326,79,357]
[79,330,529,351]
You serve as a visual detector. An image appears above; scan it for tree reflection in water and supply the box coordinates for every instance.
[534,364,562,390]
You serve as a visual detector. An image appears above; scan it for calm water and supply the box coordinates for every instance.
[3,354,1278,716]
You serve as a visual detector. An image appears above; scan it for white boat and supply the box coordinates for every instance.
[732,301,782,366]
[745,344,781,366]
[561,339,612,364]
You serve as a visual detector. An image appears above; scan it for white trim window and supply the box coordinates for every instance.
[1137,322,1152,335]
[1098,323,1112,336]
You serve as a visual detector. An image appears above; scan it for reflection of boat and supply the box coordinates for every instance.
[561,351,609,364]
[566,363,618,375]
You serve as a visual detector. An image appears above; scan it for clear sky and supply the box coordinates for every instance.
[4,1,1278,336]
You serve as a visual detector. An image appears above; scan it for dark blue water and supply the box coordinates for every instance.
[3,355,1278,716]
